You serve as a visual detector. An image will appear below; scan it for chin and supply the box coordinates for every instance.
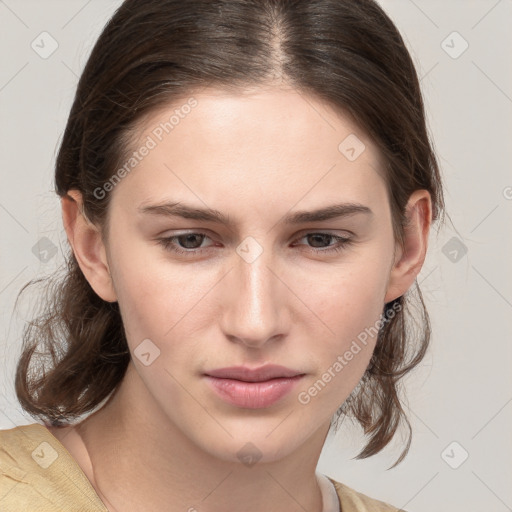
[191,421,310,466]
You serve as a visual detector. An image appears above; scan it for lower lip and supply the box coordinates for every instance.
[204,375,305,409]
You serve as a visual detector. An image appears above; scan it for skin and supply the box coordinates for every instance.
[52,85,431,512]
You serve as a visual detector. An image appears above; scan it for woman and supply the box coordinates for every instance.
[0,0,445,510]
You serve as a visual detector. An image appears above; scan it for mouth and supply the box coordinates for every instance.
[203,365,306,409]
[204,364,305,382]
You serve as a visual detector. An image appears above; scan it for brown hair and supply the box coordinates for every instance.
[14,0,446,467]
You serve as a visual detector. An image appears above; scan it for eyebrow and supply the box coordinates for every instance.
[138,201,373,226]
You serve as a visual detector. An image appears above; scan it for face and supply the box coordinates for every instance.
[100,86,399,463]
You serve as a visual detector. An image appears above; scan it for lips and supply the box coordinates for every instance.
[203,365,306,409]
[204,364,304,382]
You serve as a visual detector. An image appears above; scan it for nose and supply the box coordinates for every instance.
[220,244,287,349]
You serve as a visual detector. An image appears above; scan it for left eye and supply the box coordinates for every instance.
[157,232,212,254]
[294,233,352,253]
[156,231,353,256]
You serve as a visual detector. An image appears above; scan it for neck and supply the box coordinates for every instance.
[75,362,330,512]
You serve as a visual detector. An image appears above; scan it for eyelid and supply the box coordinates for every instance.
[156,228,353,245]
[293,228,355,238]
[156,229,355,258]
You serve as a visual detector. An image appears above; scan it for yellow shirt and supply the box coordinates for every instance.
[0,423,402,511]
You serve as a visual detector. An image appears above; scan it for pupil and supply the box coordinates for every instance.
[180,234,203,249]
[309,234,330,248]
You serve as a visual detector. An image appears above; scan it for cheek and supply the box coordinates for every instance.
[109,241,218,363]
[305,256,391,377]
[112,264,190,340]
[110,229,392,366]
[312,254,390,332]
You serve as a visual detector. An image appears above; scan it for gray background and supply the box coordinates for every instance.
[1,1,511,511]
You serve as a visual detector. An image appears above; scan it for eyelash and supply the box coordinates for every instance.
[156,231,353,257]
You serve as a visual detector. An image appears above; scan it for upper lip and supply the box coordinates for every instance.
[204,365,304,382]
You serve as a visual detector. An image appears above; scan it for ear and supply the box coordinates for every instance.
[61,189,117,302]
[384,189,432,303]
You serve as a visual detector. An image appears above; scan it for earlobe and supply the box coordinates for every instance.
[61,190,117,303]
[384,190,432,304]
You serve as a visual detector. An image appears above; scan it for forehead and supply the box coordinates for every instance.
[110,86,388,218]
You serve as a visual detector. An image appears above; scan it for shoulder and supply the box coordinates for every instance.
[327,476,407,512]
[0,423,108,511]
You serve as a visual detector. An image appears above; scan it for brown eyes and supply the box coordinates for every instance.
[156,231,353,258]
